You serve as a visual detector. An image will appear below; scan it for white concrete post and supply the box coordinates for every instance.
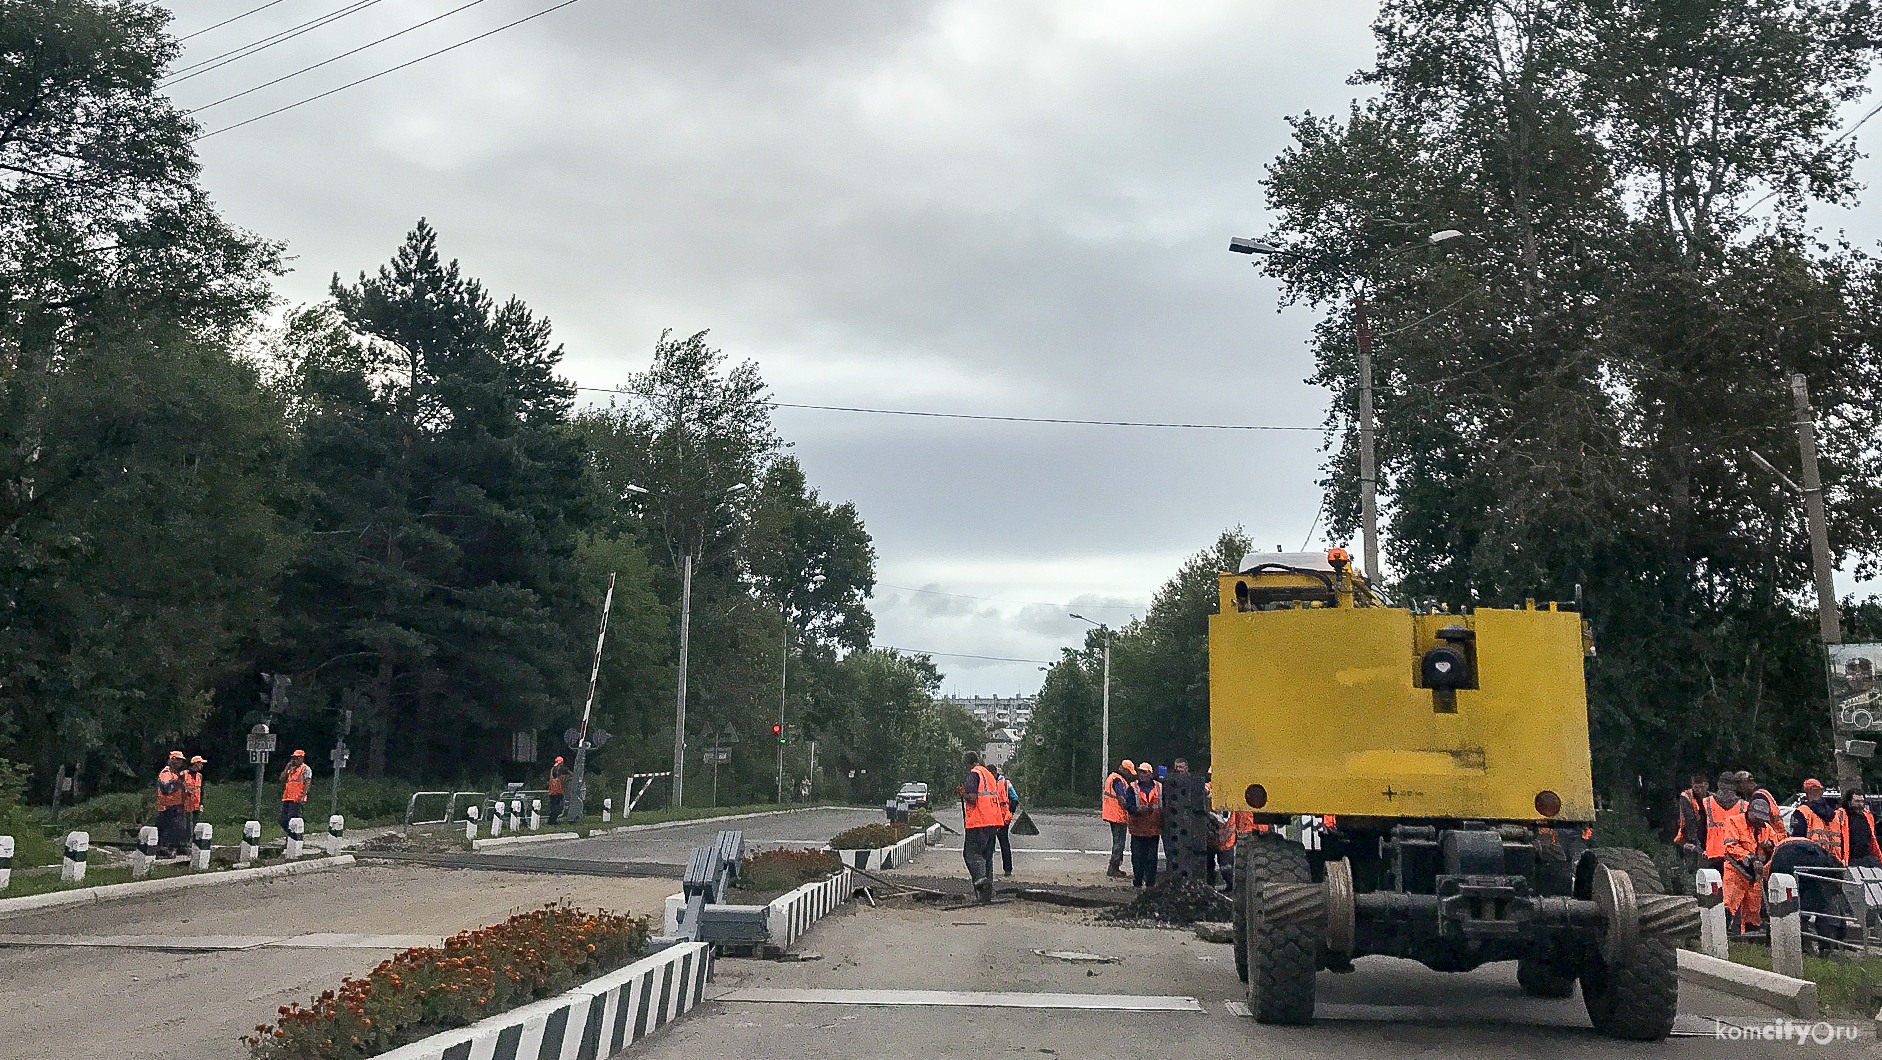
[0,835,12,892]
[1768,872,1805,979]
[1694,868,1729,959]
[285,816,304,860]
[601,797,612,823]
[491,800,505,837]
[132,826,158,879]
[240,820,261,864]
[61,831,88,884]
[465,805,480,841]
[190,822,212,871]
[529,799,542,831]
[511,798,524,831]
[327,814,345,855]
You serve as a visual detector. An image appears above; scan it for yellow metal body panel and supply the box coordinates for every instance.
[1209,577,1595,824]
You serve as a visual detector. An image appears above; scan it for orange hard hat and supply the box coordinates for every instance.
[168,750,185,759]
[1804,778,1824,793]
[190,755,207,764]
[554,756,564,764]
[291,749,306,757]
[1120,759,1134,772]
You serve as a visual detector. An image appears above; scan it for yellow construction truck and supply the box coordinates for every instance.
[1212,550,1698,1040]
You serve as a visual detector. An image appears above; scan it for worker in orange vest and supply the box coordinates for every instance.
[1733,771,1780,835]
[279,749,313,834]
[1102,759,1134,879]
[1791,778,1849,863]
[958,751,1005,903]
[1123,760,1163,888]
[1717,803,1766,931]
[183,755,207,832]
[547,756,569,824]
[1702,772,1743,871]
[155,751,188,856]
[991,765,1019,877]
[1845,790,1881,869]
[1673,771,1709,871]
[1207,767,1253,891]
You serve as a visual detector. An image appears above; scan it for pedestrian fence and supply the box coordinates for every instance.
[404,790,489,827]
[1783,865,1882,955]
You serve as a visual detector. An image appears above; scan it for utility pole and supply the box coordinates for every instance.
[1791,374,1854,790]
[672,553,693,808]
[1354,288,1380,583]
[1099,628,1111,787]
[777,608,788,804]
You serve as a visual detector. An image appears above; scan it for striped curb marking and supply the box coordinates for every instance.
[375,941,710,1060]
[833,831,927,871]
[662,868,855,948]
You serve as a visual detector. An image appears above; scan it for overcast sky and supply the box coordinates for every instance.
[164,1,1882,696]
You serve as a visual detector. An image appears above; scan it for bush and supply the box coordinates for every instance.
[56,790,155,830]
[0,760,60,866]
[738,849,841,892]
[830,822,911,850]
[245,904,649,1059]
[907,809,935,830]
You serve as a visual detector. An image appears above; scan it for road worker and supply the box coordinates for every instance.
[958,751,1004,903]
[155,751,187,856]
[183,755,207,833]
[1767,833,1850,953]
[1790,778,1848,862]
[1123,760,1163,889]
[1716,802,1765,932]
[1702,771,1743,872]
[1207,767,1252,891]
[1845,790,1881,870]
[547,756,569,824]
[279,749,313,834]
[1733,771,1780,836]
[1102,759,1135,879]
[992,765,1019,877]
[1673,771,1709,872]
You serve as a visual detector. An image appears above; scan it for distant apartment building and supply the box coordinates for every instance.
[941,694,1035,734]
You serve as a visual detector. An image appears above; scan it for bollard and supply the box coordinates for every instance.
[191,822,213,871]
[529,799,542,831]
[601,797,612,823]
[1694,868,1728,959]
[328,814,345,855]
[490,801,504,837]
[465,805,480,842]
[131,825,158,879]
[511,799,524,832]
[240,820,261,864]
[1768,872,1805,979]
[61,831,89,884]
[0,835,12,892]
[285,817,304,860]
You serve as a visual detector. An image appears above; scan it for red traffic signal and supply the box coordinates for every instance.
[771,724,782,734]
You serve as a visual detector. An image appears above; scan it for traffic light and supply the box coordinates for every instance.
[773,724,784,744]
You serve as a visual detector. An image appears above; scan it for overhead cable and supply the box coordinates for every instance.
[176,0,294,42]
[165,0,388,86]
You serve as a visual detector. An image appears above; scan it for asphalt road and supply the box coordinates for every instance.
[494,806,886,866]
[634,809,1869,1060]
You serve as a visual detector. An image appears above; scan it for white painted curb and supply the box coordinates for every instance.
[374,941,710,1060]
[662,868,856,947]
[923,822,943,845]
[833,831,926,871]
[0,855,356,921]
[471,831,570,850]
[1676,947,1818,1018]
[470,805,869,850]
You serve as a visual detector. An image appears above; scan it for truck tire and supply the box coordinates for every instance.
[1232,839,1251,982]
[1579,847,1677,1041]
[1245,833,1316,1024]
[1516,956,1576,998]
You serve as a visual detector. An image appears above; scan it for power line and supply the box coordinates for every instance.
[177,0,294,42]
[569,384,1317,432]
[165,0,388,86]
[883,647,1055,665]
[880,582,1137,611]
[191,0,592,141]
[189,0,497,114]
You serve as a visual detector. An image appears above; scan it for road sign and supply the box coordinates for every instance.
[329,743,350,769]
[564,727,612,750]
[703,749,731,764]
[246,727,278,754]
[248,748,271,765]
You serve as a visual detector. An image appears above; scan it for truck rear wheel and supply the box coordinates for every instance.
[1579,847,1677,1041]
[1516,956,1576,998]
[1244,833,1316,1024]
[1232,839,1250,982]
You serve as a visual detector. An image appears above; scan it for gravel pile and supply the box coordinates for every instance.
[1098,877,1233,924]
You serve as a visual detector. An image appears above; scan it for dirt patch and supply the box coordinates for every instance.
[351,828,470,854]
[1095,877,1231,925]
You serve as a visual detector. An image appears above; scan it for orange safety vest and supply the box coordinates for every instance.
[155,768,184,810]
[1126,781,1163,837]
[1718,809,1764,864]
[1000,779,1018,826]
[1704,796,1744,860]
[1101,772,1129,823]
[182,770,204,813]
[1215,809,1255,850]
[281,763,312,804]
[548,765,566,795]
[962,765,1005,829]
[1674,790,1704,847]
[1797,803,1849,863]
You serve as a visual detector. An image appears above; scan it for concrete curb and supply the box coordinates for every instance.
[469,805,868,850]
[1676,947,1818,1018]
[0,855,356,921]
[470,830,568,850]
[374,941,710,1060]
[833,831,926,871]
[663,868,856,948]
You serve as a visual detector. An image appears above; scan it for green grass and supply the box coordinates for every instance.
[1727,941,1882,1018]
[4,860,208,899]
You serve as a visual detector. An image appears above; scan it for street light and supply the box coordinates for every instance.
[1228,228,1473,582]
[623,480,748,808]
[1069,613,1111,789]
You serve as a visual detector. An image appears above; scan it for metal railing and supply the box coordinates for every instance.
[405,790,488,827]
[1791,865,1881,955]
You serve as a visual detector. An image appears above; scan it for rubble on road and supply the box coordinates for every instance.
[1096,877,1232,925]
[351,829,470,854]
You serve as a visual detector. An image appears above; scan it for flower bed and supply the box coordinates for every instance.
[246,904,649,1059]
[737,848,840,893]
[829,822,912,850]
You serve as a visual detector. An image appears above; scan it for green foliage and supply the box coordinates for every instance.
[1257,0,1882,824]
[0,760,59,865]
[830,822,911,850]
[737,848,841,892]
[1726,942,1882,1018]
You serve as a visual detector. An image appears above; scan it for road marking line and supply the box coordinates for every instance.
[712,988,1202,1011]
